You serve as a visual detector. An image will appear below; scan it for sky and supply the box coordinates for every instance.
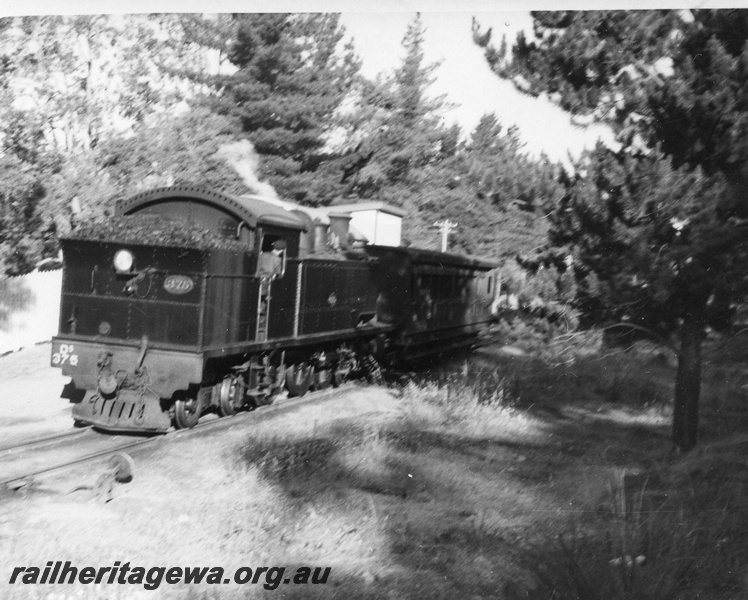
[0,1,731,163]
[339,11,614,163]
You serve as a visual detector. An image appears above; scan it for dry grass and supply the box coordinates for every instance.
[2,332,747,599]
[480,331,748,600]
[509,461,748,600]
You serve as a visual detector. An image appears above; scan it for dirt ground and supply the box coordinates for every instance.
[0,339,746,599]
[0,343,72,447]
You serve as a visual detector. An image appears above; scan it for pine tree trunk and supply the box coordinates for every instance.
[672,313,704,452]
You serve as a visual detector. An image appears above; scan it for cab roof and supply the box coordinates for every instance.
[116,185,308,231]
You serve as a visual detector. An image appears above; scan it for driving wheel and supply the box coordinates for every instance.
[173,394,201,429]
[218,376,244,416]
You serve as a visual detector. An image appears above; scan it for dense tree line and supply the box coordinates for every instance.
[476,9,748,450]
[0,12,560,276]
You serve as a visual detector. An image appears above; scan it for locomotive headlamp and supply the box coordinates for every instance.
[113,249,134,273]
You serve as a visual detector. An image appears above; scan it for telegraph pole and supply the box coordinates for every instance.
[434,220,458,252]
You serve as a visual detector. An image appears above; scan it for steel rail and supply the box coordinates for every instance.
[1,435,158,487]
[0,426,93,454]
[1,383,359,489]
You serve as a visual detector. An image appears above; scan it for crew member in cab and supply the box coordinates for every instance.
[257,239,286,333]
[258,239,286,280]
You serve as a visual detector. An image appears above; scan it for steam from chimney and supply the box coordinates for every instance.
[215,140,279,199]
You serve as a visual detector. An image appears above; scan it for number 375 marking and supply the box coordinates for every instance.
[52,344,79,366]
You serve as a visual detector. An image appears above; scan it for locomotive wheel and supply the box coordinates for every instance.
[313,368,332,390]
[286,362,313,397]
[173,395,201,429]
[218,376,244,417]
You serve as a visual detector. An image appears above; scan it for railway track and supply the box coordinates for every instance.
[0,383,358,494]
[0,425,152,488]
[0,426,93,454]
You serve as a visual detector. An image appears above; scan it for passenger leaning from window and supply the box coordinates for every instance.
[258,239,286,280]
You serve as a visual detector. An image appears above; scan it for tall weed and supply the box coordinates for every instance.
[508,464,747,600]
[399,367,532,441]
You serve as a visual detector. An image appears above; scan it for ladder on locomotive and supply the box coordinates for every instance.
[256,279,272,342]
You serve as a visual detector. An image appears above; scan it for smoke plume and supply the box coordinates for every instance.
[215,140,279,199]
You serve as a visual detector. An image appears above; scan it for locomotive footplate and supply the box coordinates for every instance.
[72,389,171,433]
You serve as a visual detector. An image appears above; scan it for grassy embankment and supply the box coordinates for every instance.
[2,332,746,599]
[224,331,748,599]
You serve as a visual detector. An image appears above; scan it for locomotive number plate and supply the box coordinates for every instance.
[163,275,194,295]
[52,343,79,367]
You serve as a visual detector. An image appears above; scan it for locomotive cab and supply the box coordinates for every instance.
[51,185,307,432]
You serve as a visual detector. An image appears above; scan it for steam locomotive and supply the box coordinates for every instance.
[50,185,500,432]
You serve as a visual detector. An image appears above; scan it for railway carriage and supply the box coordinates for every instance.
[51,185,500,433]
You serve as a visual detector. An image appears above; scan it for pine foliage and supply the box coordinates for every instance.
[476,9,748,449]
[0,12,561,280]
[195,14,360,206]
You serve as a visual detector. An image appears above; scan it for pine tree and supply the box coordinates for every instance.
[389,14,447,177]
[193,13,360,205]
[427,114,559,259]
[0,14,221,273]
[94,107,248,205]
[337,14,457,246]
[476,10,748,450]
[0,154,47,275]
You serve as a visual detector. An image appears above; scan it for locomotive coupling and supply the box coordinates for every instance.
[97,371,118,397]
[96,351,118,398]
[76,342,171,432]
[95,336,151,399]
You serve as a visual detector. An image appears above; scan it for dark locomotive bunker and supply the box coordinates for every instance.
[51,184,500,433]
